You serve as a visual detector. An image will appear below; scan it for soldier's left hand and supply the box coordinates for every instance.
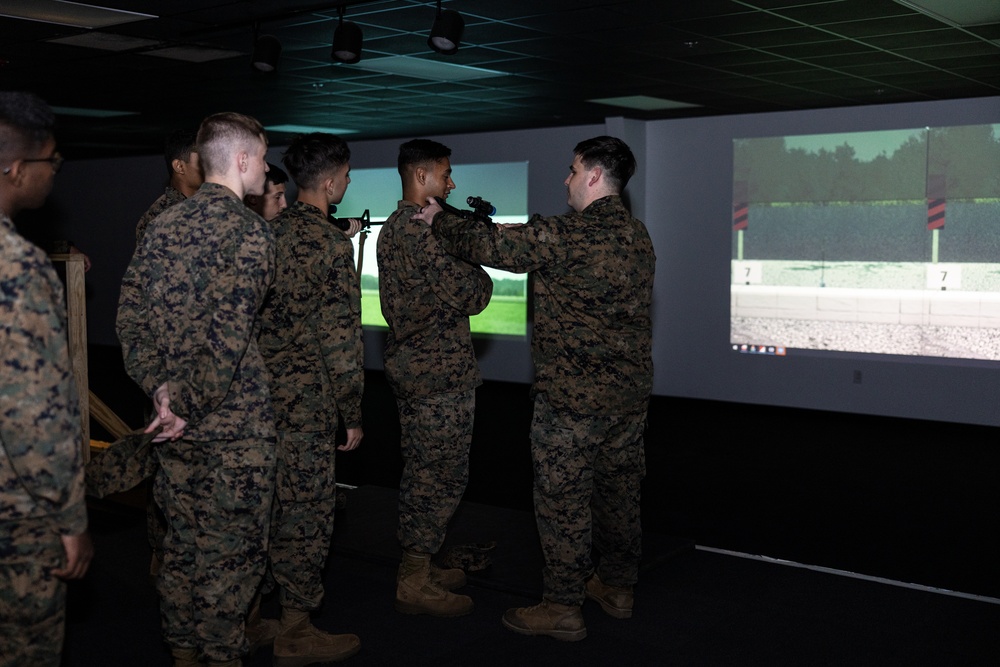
[340,218,363,238]
[411,197,443,225]
[339,427,363,451]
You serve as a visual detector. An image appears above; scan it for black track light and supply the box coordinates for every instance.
[252,34,281,72]
[332,6,363,64]
[428,1,463,55]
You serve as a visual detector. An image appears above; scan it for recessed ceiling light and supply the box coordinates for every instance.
[894,0,1000,26]
[589,95,701,111]
[354,56,505,82]
[0,0,154,28]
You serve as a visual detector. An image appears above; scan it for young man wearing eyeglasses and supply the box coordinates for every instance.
[0,91,93,667]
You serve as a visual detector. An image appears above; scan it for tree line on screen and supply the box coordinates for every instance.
[734,125,1000,204]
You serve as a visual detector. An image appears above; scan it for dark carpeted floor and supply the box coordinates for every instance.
[76,349,1000,665]
[64,486,1000,667]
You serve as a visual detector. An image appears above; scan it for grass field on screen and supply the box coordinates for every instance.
[361,291,527,337]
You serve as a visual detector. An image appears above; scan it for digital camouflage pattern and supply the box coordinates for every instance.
[432,194,654,605]
[0,214,86,534]
[153,438,274,661]
[395,389,475,553]
[257,200,363,610]
[268,430,337,609]
[117,182,276,442]
[377,200,490,555]
[0,523,67,667]
[134,184,186,246]
[258,200,363,431]
[116,182,277,661]
[0,212,86,666]
[83,429,158,498]
[432,195,654,416]
[530,394,646,606]
[133,185,188,577]
[377,200,492,399]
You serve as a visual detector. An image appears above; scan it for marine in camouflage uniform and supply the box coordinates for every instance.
[379,198,493,550]
[377,139,492,617]
[89,129,202,580]
[255,132,362,663]
[0,92,92,667]
[134,130,203,584]
[134,128,202,246]
[116,113,276,664]
[135,184,186,246]
[425,136,654,636]
[89,178,188,586]
[258,198,363,610]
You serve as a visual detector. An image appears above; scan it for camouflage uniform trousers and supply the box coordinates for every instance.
[0,522,67,667]
[530,393,647,606]
[153,437,275,662]
[268,429,338,610]
[396,389,475,554]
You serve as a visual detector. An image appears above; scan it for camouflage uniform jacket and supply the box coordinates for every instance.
[433,195,655,416]
[258,201,363,431]
[116,182,276,441]
[377,200,493,398]
[135,185,186,246]
[0,212,87,536]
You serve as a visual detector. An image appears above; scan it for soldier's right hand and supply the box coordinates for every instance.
[147,382,188,442]
[53,531,94,580]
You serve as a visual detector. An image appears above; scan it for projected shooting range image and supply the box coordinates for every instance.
[337,161,530,337]
[730,123,1000,362]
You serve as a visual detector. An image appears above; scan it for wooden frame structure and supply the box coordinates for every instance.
[50,253,90,461]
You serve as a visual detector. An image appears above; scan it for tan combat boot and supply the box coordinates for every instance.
[585,572,634,618]
[272,607,361,666]
[395,550,473,617]
[245,593,280,653]
[501,600,587,641]
[429,562,467,591]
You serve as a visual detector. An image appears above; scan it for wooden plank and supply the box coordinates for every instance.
[50,253,89,462]
[89,390,133,440]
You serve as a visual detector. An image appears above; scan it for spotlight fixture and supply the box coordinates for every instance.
[428,0,463,55]
[251,34,281,72]
[331,5,363,64]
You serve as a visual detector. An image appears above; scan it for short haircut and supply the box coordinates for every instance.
[573,135,636,192]
[282,133,350,190]
[264,162,288,186]
[397,139,451,177]
[163,128,198,174]
[196,112,267,177]
[0,91,55,166]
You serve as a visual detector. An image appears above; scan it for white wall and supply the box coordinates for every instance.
[641,96,1000,426]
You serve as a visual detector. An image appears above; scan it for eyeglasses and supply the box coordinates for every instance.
[3,153,64,176]
[22,153,64,174]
